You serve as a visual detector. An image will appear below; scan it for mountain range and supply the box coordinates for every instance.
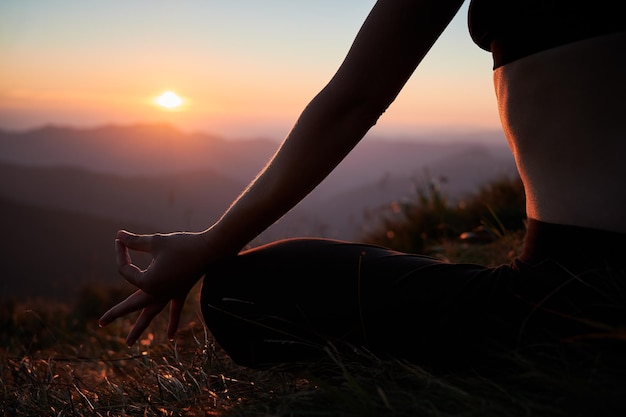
[0,123,518,301]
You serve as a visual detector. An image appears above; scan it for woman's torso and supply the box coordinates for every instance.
[468,1,626,233]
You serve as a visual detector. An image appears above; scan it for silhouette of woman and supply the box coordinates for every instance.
[100,0,626,370]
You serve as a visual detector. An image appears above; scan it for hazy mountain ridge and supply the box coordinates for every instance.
[0,124,518,300]
[302,145,518,239]
[0,124,516,236]
[0,123,278,181]
[0,162,245,232]
[0,123,515,197]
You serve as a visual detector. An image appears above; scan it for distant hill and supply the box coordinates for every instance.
[0,123,514,196]
[299,145,519,239]
[0,123,277,181]
[0,162,245,232]
[0,123,517,238]
[0,197,148,302]
[0,124,519,300]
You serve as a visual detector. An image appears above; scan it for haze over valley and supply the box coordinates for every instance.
[0,124,517,300]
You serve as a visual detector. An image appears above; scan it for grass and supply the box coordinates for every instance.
[1,286,260,416]
[3,243,625,416]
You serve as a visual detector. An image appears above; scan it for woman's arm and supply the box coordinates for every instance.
[99,0,465,344]
[207,0,465,254]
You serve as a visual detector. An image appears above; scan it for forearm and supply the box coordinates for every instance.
[205,88,385,255]
[202,0,464,255]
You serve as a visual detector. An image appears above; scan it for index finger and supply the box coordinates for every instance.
[117,230,156,253]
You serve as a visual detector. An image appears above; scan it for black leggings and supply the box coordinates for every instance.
[201,220,626,370]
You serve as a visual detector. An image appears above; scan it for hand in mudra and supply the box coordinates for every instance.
[99,230,210,346]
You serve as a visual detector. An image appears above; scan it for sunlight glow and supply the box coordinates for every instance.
[155,91,184,110]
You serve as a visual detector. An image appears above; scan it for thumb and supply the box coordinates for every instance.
[116,239,144,286]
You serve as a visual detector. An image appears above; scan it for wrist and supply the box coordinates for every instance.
[198,224,244,259]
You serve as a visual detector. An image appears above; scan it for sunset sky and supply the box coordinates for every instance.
[0,0,501,141]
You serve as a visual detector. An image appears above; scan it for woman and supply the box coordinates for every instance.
[99,0,626,371]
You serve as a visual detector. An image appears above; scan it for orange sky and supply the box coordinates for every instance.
[0,1,501,140]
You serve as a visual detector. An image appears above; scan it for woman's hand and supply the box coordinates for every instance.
[99,229,212,346]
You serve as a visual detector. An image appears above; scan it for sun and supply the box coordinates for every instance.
[155,91,184,110]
